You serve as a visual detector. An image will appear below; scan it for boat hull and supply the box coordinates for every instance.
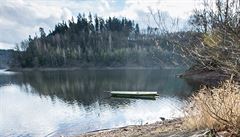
[110,91,159,100]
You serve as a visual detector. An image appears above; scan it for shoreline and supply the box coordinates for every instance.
[76,118,211,137]
[178,69,240,85]
[6,66,186,72]
[78,119,184,137]
[77,118,230,137]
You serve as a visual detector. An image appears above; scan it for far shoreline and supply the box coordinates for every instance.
[6,66,187,72]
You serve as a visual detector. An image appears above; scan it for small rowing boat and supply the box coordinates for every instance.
[109,91,159,99]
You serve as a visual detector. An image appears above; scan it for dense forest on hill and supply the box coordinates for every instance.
[13,13,189,68]
[0,50,14,68]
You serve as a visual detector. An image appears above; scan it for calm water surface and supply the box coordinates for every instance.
[0,69,200,137]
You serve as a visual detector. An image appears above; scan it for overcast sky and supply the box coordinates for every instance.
[0,0,200,49]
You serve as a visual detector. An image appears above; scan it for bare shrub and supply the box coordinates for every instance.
[150,0,240,78]
[184,79,240,135]
[185,0,240,77]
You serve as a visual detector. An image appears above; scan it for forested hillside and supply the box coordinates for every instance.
[0,50,14,68]
[14,13,187,68]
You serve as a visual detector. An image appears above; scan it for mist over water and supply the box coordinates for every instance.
[0,69,200,136]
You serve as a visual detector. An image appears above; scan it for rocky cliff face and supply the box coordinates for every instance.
[0,49,14,68]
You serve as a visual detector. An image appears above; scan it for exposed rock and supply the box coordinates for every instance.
[160,117,166,121]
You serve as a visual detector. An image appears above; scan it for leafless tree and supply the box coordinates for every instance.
[150,0,240,78]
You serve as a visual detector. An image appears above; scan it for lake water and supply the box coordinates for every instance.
[0,69,200,137]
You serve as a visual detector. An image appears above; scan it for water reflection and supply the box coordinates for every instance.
[0,69,199,136]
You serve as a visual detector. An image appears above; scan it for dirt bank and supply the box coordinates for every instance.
[76,119,229,137]
[177,69,232,86]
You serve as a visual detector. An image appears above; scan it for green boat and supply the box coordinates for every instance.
[110,91,159,100]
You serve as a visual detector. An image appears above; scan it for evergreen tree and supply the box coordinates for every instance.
[13,13,184,68]
[39,27,46,38]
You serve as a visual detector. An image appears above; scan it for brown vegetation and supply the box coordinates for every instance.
[150,0,240,79]
[184,79,240,136]
[185,0,240,78]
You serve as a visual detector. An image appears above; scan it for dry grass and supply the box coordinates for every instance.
[184,79,240,135]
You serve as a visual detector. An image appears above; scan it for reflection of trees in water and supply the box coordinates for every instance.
[0,75,14,87]
[0,69,199,106]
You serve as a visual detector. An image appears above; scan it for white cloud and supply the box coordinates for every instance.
[0,0,199,49]
[116,0,198,18]
[0,0,74,49]
[0,42,15,50]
